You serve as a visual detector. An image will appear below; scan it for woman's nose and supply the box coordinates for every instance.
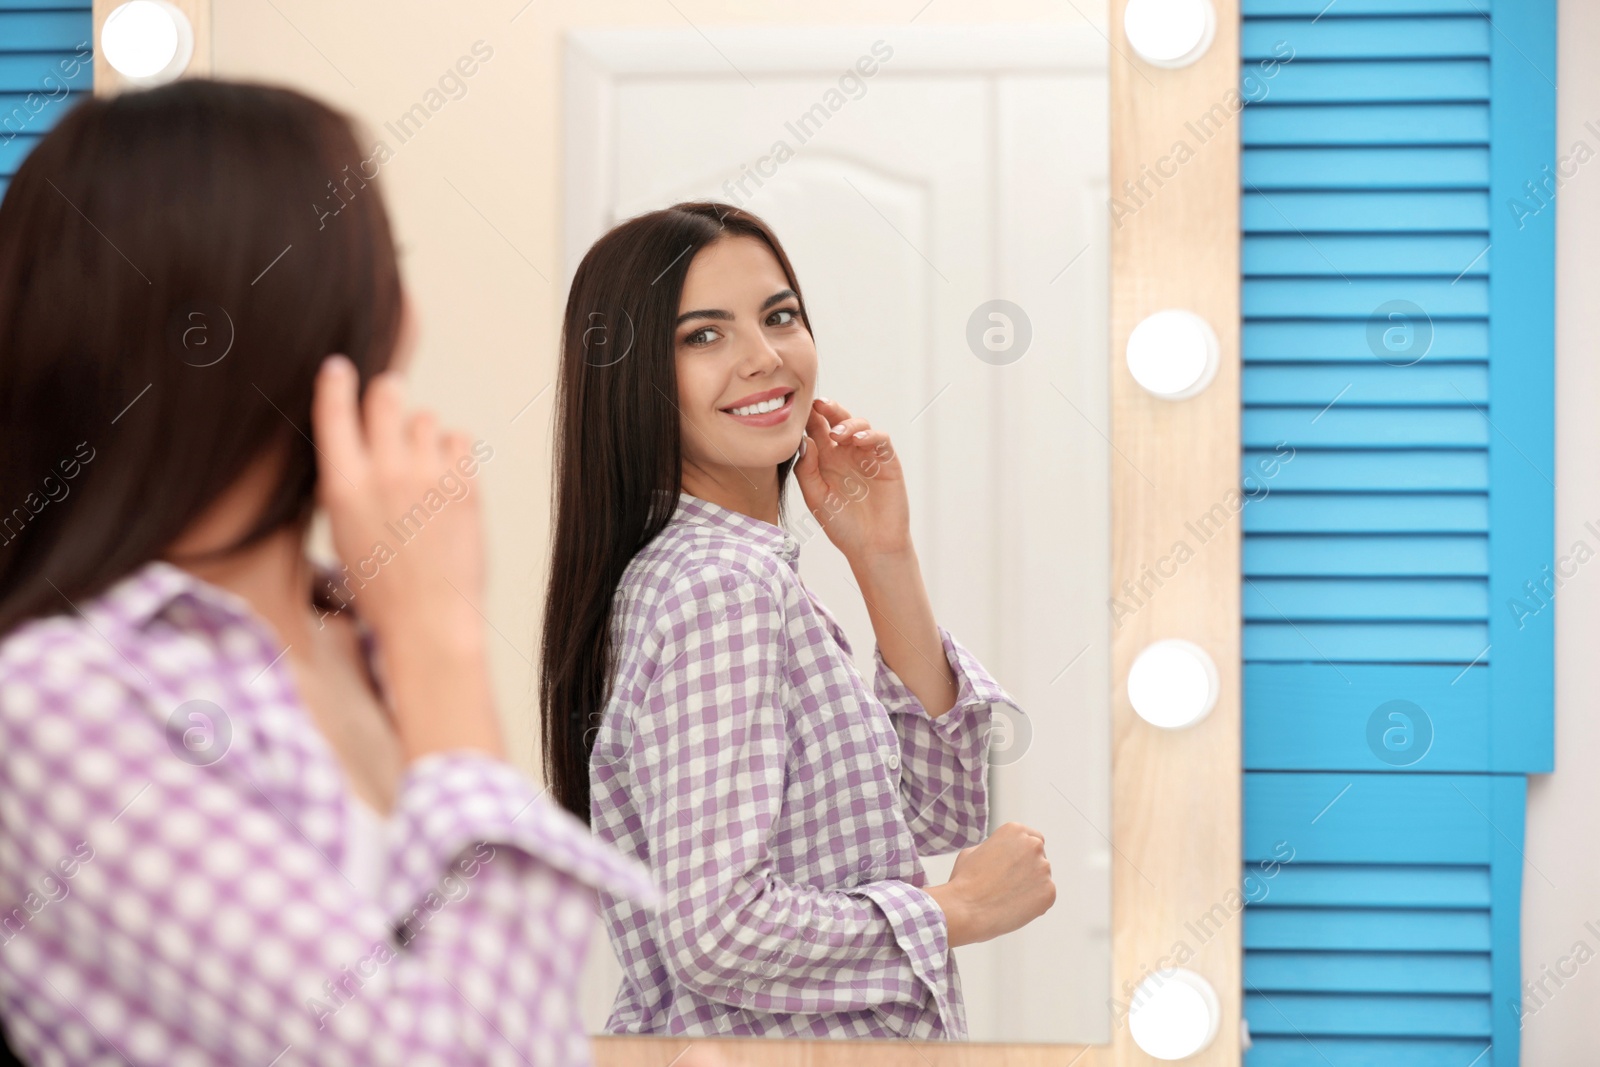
[740,335,783,375]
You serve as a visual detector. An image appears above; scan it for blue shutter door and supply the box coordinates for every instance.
[0,1,94,202]
[1240,1,1555,1064]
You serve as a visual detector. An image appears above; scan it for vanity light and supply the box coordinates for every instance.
[1128,639,1218,729]
[1123,0,1217,69]
[101,1,194,85]
[1129,968,1222,1060]
[1125,309,1220,401]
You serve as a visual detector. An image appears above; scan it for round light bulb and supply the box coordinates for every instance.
[1123,0,1217,69]
[1129,968,1222,1060]
[102,1,194,85]
[1128,639,1218,729]
[1126,309,1220,400]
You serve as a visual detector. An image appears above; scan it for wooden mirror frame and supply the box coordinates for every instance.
[93,0,1241,1060]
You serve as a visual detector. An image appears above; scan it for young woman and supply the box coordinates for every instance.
[0,80,654,1064]
[540,202,1057,1040]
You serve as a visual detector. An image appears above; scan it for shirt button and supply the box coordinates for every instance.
[885,749,900,771]
[782,536,798,555]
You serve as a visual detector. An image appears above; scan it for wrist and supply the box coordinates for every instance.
[924,881,971,949]
[379,629,504,763]
[379,608,488,665]
[848,544,920,592]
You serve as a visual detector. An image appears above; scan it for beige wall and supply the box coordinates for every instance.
[1521,0,1600,1056]
[210,0,1104,776]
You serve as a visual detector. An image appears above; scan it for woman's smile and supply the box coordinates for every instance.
[720,386,796,427]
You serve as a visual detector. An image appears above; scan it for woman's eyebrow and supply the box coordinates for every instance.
[761,288,798,311]
[675,307,731,326]
[675,289,798,327]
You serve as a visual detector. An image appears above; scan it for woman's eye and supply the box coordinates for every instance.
[684,326,719,346]
[768,308,798,327]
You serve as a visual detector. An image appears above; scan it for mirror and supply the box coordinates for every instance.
[562,15,1111,1046]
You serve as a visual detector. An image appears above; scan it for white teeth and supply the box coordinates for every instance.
[728,395,787,417]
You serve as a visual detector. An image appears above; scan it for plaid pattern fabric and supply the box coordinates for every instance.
[0,560,657,1065]
[590,493,1019,1039]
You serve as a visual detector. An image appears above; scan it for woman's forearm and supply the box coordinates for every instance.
[851,547,958,718]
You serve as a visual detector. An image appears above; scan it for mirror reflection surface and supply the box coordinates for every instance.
[558,16,1111,1045]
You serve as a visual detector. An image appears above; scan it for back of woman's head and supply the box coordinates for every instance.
[0,79,402,637]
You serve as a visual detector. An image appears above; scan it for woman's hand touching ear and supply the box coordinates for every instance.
[311,354,504,764]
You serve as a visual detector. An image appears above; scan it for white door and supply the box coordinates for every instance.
[565,23,1110,1043]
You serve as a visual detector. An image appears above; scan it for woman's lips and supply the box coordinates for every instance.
[720,390,795,428]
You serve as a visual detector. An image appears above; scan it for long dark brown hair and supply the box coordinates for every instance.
[540,202,809,821]
[0,79,402,638]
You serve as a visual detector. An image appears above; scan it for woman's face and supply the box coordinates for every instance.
[674,235,816,479]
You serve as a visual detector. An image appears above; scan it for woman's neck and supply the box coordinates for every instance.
[167,525,323,650]
[159,447,322,650]
[681,462,783,527]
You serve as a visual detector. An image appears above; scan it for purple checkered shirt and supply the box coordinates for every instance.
[0,559,658,1065]
[590,492,1018,1039]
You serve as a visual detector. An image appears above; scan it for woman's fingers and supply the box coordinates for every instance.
[364,371,409,477]
[812,396,853,425]
[404,409,441,469]
[311,355,368,497]
[826,416,872,441]
[808,404,833,435]
[843,426,891,457]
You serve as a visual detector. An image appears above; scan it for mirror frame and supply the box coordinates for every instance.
[93,0,1242,1059]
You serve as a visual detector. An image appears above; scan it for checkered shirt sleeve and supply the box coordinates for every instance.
[872,627,1019,855]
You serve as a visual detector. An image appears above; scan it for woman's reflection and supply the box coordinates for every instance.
[539,202,1056,1039]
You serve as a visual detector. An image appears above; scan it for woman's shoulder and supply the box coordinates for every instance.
[621,518,793,606]
[0,599,161,775]
[0,561,240,740]
[0,588,140,698]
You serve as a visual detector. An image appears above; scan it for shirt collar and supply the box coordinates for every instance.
[668,491,802,568]
[94,557,364,635]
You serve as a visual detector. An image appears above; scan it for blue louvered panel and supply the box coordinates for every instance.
[1244,773,1525,1065]
[1247,664,1492,770]
[1246,147,1491,188]
[1245,104,1490,146]
[1244,0,1492,13]
[1266,62,1488,104]
[1245,494,1488,533]
[1241,1,1494,684]
[0,3,93,203]
[1243,19,1490,61]
[1245,365,1488,404]
[1244,190,1490,231]
[1244,235,1491,276]
[1244,320,1487,362]
[1246,536,1485,576]
[1241,1,1551,1063]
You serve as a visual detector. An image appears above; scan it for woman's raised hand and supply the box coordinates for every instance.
[311,354,504,763]
[792,396,912,564]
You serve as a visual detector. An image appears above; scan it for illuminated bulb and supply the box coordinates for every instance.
[1128,640,1218,729]
[1129,968,1221,1060]
[101,1,194,85]
[1123,0,1217,69]
[1126,309,1220,400]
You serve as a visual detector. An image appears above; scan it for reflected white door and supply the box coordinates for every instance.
[565,23,1109,1044]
